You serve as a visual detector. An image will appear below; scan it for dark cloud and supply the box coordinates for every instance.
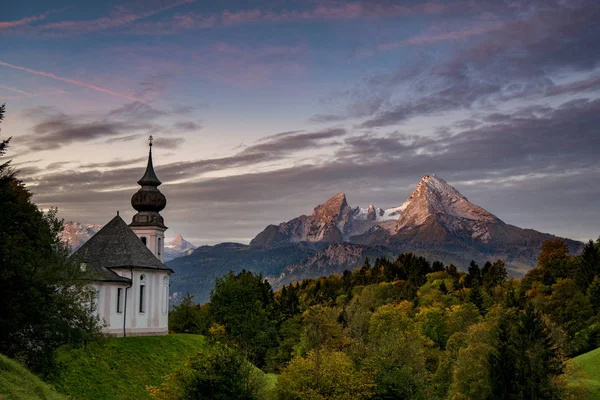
[153,137,185,149]
[80,157,146,169]
[242,128,346,154]
[105,134,141,144]
[173,121,202,131]
[309,114,347,123]
[108,101,168,120]
[21,112,156,151]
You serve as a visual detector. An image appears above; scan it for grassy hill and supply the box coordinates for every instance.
[0,354,68,400]
[571,347,600,399]
[52,334,206,400]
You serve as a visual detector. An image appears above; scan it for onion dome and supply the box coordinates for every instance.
[131,136,167,218]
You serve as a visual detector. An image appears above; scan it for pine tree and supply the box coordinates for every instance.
[469,284,485,314]
[0,103,13,181]
[0,106,102,374]
[577,240,600,290]
[588,276,600,312]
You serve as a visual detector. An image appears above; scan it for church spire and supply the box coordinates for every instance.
[130,136,167,223]
[137,135,162,187]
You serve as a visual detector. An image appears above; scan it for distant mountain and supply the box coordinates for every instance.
[164,234,197,262]
[168,174,583,303]
[62,222,195,262]
[61,222,103,251]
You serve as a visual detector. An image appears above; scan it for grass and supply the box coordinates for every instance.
[0,354,68,400]
[570,347,600,400]
[52,334,206,400]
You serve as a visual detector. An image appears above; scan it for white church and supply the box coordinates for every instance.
[73,137,173,336]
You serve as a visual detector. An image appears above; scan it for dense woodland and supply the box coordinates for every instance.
[165,239,600,399]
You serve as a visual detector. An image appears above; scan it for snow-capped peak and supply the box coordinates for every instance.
[394,174,499,241]
[166,234,196,252]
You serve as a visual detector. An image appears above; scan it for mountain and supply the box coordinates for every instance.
[250,192,398,248]
[167,174,584,303]
[61,221,103,251]
[61,222,195,262]
[164,234,197,261]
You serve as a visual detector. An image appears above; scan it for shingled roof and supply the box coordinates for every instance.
[72,215,173,282]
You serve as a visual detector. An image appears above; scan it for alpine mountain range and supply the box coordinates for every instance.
[62,175,583,303]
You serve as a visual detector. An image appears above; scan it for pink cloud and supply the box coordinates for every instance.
[379,21,505,50]
[0,60,165,111]
[30,0,194,34]
[0,11,52,29]
[130,2,457,34]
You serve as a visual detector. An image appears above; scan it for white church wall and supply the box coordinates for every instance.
[105,268,171,337]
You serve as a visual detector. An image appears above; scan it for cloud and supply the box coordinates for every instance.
[0,10,53,29]
[153,137,185,149]
[129,2,456,34]
[30,0,195,34]
[19,111,157,151]
[309,114,347,123]
[173,121,201,131]
[80,157,147,169]
[380,21,505,49]
[314,0,600,128]
[0,60,172,116]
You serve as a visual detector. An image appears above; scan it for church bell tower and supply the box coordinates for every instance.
[130,136,167,262]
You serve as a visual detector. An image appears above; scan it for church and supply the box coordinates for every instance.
[73,137,173,337]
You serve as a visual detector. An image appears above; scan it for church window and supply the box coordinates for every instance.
[162,276,168,314]
[117,288,123,313]
[139,275,146,313]
[141,236,147,245]
[158,237,161,257]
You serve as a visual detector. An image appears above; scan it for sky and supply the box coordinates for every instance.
[1,0,599,245]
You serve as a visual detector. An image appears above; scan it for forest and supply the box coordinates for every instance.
[165,239,600,399]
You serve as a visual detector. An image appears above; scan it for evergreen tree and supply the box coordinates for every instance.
[577,240,600,290]
[466,260,482,288]
[587,276,600,312]
[209,270,277,368]
[469,284,485,314]
[0,105,101,374]
[0,103,12,180]
[489,314,518,399]
[439,281,448,295]
[169,293,208,334]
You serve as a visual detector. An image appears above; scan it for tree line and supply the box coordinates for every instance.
[163,238,600,399]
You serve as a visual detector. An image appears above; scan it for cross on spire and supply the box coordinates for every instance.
[148,135,154,147]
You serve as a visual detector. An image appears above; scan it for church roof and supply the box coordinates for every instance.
[72,215,173,281]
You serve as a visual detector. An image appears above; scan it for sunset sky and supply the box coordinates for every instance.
[1,0,599,244]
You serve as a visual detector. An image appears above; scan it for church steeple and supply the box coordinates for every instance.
[130,136,168,261]
[137,136,162,187]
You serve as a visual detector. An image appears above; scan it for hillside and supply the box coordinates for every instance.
[0,354,68,400]
[52,334,206,400]
[571,347,600,399]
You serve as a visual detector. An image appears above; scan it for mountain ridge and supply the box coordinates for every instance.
[167,174,583,302]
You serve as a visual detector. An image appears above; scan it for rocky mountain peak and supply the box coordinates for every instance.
[312,192,349,223]
[396,174,499,240]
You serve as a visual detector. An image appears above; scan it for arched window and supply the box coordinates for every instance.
[139,274,146,313]
[141,236,147,246]
[158,237,161,257]
[162,276,169,314]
